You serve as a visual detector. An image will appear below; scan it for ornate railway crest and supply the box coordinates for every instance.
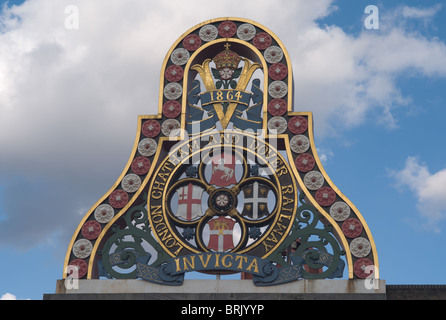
[63,18,379,286]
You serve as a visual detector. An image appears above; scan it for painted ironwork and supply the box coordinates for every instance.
[63,18,379,286]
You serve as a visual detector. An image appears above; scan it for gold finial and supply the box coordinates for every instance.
[224,43,231,51]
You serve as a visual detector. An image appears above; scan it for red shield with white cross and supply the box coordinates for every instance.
[209,153,237,187]
[207,216,236,252]
[176,183,204,221]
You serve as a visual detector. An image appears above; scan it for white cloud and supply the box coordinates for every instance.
[291,15,446,135]
[0,0,446,248]
[401,4,442,19]
[1,293,17,300]
[390,156,446,233]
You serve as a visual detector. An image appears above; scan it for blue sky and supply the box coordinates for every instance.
[1,0,446,300]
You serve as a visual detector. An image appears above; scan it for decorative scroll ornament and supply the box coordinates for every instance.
[64,18,378,286]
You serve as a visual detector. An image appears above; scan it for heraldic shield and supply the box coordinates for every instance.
[63,18,379,286]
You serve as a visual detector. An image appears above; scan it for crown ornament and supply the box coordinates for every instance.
[213,43,241,70]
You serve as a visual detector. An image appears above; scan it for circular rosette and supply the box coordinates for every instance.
[182,34,201,51]
[94,204,114,223]
[166,180,208,225]
[162,100,181,119]
[68,259,88,279]
[268,80,287,98]
[290,135,310,154]
[237,23,256,41]
[199,24,218,42]
[315,187,336,207]
[81,220,102,240]
[109,189,129,209]
[209,188,237,214]
[121,173,141,193]
[164,82,182,100]
[253,32,272,50]
[303,171,324,190]
[264,46,283,64]
[350,237,371,258]
[138,138,157,157]
[269,63,287,81]
[131,156,151,175]
[288,116,308,134]
[353,258,375,279]
[142,120,160,138]
[295,153,315,173]
[165,65,184,82]
[267,98,287,116]
[73,239,93,259]
[330,202,351,221]
[342,218,363,238]
[161,119,181,137]
[170,48,189,66]
[218,21,237,38]
[268,116,287,134]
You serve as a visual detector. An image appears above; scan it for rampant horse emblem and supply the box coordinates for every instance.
[209,153,237,187]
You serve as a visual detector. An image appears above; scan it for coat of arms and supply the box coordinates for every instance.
[64,19,376,288]
[209,153,237,187]
[207,216,236,252]
[175,183,204,221]
[241,182,270,219]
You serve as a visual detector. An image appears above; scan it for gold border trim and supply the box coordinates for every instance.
[285,111,380,279]
[63,17,378,281]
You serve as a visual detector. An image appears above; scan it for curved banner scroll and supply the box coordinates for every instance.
[135,251,343,286]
